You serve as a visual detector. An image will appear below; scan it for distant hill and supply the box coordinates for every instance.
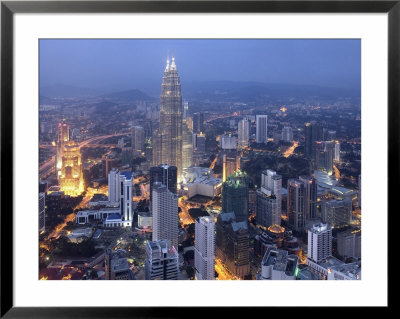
[40,84,103,99]
[100,89,155,101]
[182,81,360,102]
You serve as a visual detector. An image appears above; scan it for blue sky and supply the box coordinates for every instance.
[39,39,361,95]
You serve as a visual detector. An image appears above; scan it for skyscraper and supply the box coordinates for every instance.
[119,171,133,226]
[315,141,335,175]
[182,106,193,170]
[238,118,250,147]
[193,112,204,134]
[299,175,317,220]
[108,168,120,205]
[321,198,352,227]
[56,118,70,179]
[222,170,249,223]
[145,239,179,280]
[215,212,250,279]
[194,216,215,280]
[281,126,293,142]
[256,115,268,144]
[287,179,306,232]
[105,248,132,280]
[152,182,178,250]
[39,192,45,233]
[149,164,177,201]
[222,152,241,182]
[59,142,84,196]
[159,57,183,181]
[307,223,332,263]
[305,121,323,158]
[131,125,145,155]
[192,132,206,153]
[256,189,279,228]
[261,170,282,220]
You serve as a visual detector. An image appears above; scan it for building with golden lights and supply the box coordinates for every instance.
[59,141,84,196]
[56,118,70,179]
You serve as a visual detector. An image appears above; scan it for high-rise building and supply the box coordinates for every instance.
[258,247,299,280]
[152,183,178,250]
[287,179,306,232]
[260,170,282,222]
[182,118,193,170]
[299,176,317,220]
[256,115,268,144]
[256,189,279,228]
[307,223,332,263]
[305,121,323,158]
[149,164,177,201]
[39,192,45,233]
[193,132,206,153]
[56,118,70,179]
[159,57,183,181]
[151,128,162,167]
[194,216,215,280]
[281,126,293,142]
[321,198,352,227]
[215,212,250,279]
[222,170,249,223]
[131,126,145,155]
[337,229,361,260]
[105,248,132,280]
[108,168,120,204]
[220,134,237,150]
[119,171,133,226]
[183,101,189,121]
[222,152,240,182]
[193,112,204,134]
[59,142,84,196]
[238,118,250,147]
[315,141,335,175]
[145,239,179,280]
[334,140,341,162]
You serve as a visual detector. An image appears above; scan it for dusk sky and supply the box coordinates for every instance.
[39,39,361,96]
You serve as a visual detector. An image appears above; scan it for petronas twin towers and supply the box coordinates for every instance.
[153,57,183,181]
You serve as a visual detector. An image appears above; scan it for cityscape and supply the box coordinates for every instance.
[39,39,361,281]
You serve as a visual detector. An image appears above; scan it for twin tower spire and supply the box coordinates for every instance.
[165,56,177,72]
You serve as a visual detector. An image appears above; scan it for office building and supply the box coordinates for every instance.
[281,126,293,142]
[159,57,183,181]
[193,112,204,134]
[334,140,340,162]
[215,212,250,279]
[108,168,120,205]
[194,216,215,280]
[145,239,179,280]
[59,142,84,196]
[261,170,282,219]
[182,117,193,170]
[238,118,250,147]
[258,247,299,280]
[305,121,323,158]
[183,101,189,121]
[307,223,332,263]
[220,134,237,150]
[222,170,249,223]
[256,189,279,228]
[337,229,361,260]
[119,171,133,226]
[299,175,317,220]
[287,179,306,232]
[149,164,177,201]
[256,115,268,144]
[105,249,132,280]
[152,183,179,250]
[222,152,241,182]
[193,132,206,153]
[39,192,45,233]
[321,198,352,228]
[56,118,70,179]
[327,261,361,280]
[315,141,335,175]
[131,126,145,155]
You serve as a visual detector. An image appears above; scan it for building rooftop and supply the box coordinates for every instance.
[219,212,236,223]
[106,213,123,221]
[330,261,361,279]
[231,221,248,232]
[120,171,133,181]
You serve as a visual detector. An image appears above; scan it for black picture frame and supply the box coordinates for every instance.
[0,0,395,317]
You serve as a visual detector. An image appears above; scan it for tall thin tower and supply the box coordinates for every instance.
[159,57,183,181]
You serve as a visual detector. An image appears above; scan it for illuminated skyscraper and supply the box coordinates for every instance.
[131,125,145,155]
[222,152,241,182]
[299,175,317,220]
[56,118,70,179]
[287,179,306,232]
[59,142,84,196]
[305,121,323,159]
[193,112,204,134]
[159,57,183,181]
[222,170,249,223]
